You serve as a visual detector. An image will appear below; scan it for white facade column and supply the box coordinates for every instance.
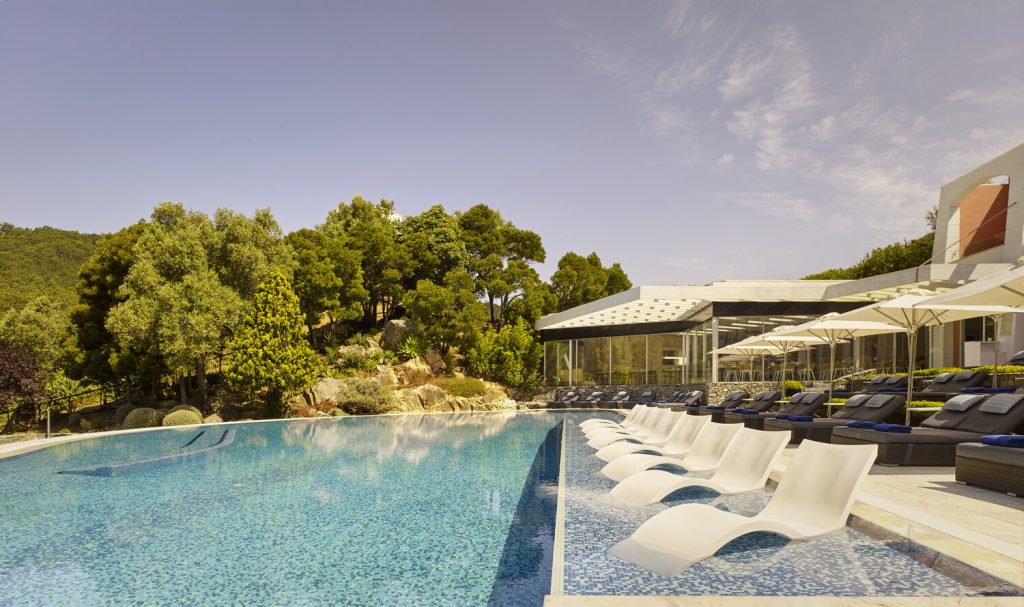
[711,317,720,383]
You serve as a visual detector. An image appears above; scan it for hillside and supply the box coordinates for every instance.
[0,223,101,312]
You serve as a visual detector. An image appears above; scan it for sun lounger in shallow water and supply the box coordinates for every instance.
[595,413,710,462]
[587,409,676,449]
[583,406,658,438]
[601,427,791,510]
[600,421,743,482]
[580,404,645,430]
[607,439,877,576]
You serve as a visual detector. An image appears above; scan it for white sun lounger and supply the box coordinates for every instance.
[581,405,645,429]
[586,409,675,449]
[600,422,743,482]
[583,405,654,437]
[607,439,878,576]
[601,427,792,510]
[595,413,710,462]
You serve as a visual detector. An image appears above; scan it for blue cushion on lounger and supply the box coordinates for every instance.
[706,406,725,410]
[685,403,701,408]
[980,435,1024,447]
[773,413,792,420]
[788,415,814,422]
[846,421,878,429]
[961,386,1016,394]
[875,424,912,433]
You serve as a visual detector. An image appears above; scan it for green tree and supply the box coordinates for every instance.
[284,228,367,333]
[65,223,157,385]
[404,269,487,355]
[457,204,545,327]
[549,251,633,311]
[225,271,319,416]
[322,196,411,325]
[211,208,295,299]
[0,296,68,372]
[464,319,544,390]
[398,204,469,286]
[0,223,100,312]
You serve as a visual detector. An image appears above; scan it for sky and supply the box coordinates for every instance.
[2,0,1023,285]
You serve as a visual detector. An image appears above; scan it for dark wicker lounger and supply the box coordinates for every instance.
[691,390,753,422]
[763,393,905,444]
[598,390,631,407]
[724,391,825,430]
[547,390,580,408]
[914,370,988,401]
[831,393,1024,466]
[955,442,1024,496]
[696,388,774,421]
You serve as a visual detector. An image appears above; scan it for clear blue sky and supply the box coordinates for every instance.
[2,1,1023,283]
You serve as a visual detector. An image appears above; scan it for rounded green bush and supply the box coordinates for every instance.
[57,428,71,435]
[68,412,82,427]
[168,404,202,417]
[115,403,136,425]
[79,417,93,431]
[122,407,163,429]
[161,410,202,426]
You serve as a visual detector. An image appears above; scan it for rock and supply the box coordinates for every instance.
[381,319,420,350]
[390,388,423,412]
[425,348,446,373]
[413,384,450,411]
[336,344,383,360]
[395,357,432,385]
[203,413,223,424]
[375,365,400,387]
[308,377,347,405]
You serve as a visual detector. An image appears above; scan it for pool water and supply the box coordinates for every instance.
[0,413,563,607]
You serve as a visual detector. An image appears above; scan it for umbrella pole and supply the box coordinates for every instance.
[749,355,755,396]
[905,329,917,426]
[780,349,787,396]
[993,315,1001,389]
[828,341,836,402]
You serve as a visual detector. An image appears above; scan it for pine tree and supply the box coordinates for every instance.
[226,271,319,415]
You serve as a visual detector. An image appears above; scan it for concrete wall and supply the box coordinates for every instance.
[935,143,1024,264]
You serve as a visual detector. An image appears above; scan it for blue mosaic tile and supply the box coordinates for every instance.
[562,412,1021,597]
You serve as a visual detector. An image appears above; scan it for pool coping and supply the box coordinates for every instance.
[551,418,568,596]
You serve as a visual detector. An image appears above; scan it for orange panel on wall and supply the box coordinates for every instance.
[959,183,1008,257]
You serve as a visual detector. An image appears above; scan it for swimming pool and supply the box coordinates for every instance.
[0,412,562,607]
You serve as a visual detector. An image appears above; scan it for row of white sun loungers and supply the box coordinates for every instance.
[580,405,877,577]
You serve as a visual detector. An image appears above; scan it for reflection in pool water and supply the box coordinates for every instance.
[0,412,563,607]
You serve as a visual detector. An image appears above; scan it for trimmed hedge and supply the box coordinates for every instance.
[122,407,163,429]
[334,379,392,415]
[162,410,202,426]
[169,404,203,417]
[115,403,136,425]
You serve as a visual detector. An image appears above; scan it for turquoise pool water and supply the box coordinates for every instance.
[0,413,563,607]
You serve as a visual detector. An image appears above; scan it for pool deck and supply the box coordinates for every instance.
[549,411,1024,606]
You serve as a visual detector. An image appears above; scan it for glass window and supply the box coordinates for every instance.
[574,338,609,386]
[648,333,683,385]
[610,335,645,385]
[544,340,571,386]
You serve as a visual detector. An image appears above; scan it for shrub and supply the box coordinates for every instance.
[395,336,427,361]
[782,380,803,395]
[162,409,202,426]
[122,407,163,429]
[68,412,82,427]
[463,319,543,390]
[79,417,93,431]
[169,404,203,417]
[57,428,71,434]
[334,379,392,415]
[339,352,380,373]
[329,408,347,417]
[909,400,944,408]
[829,397,848,404]
[115,403,136,425]
[434,377,487,398]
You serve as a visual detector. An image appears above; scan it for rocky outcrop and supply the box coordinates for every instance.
[395,357,432,385]
[381,319,419,350]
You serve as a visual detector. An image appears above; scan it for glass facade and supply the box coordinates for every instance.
[542,315,934,386]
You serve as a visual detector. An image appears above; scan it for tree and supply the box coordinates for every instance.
[549,252,633,311]
[404,269,487,355]
[0,296,68,372]
[457,204,545,327]
[322,196,412,325]
[66,223,155,385]
[463,319,544,390]
[0,341,45,429]
[106,203,291,404]
[225,271,319,416]
[284,229,367,334]
[398,204,469,286]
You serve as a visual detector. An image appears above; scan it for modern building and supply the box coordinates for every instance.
[536,143,1024,387]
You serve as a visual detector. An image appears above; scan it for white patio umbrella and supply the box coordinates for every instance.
[837,289,1018,423]
[775,313,903,401]
[709,340,788,395]
[922,264,1024,388]
[743,327,832,396]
